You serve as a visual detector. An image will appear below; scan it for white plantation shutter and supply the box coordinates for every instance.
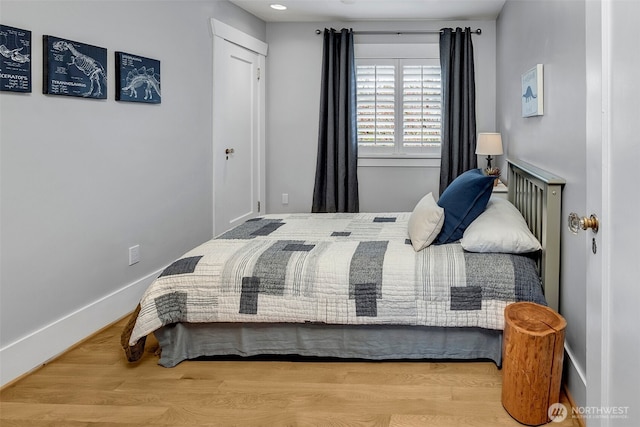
[402,64,441,148]
[356,56,441,156]
[356,62,395,149]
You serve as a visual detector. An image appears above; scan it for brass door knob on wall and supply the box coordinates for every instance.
[568,213,599,234]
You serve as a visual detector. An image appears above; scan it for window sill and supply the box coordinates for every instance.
[358,155,441,168]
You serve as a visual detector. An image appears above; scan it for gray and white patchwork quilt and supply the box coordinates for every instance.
[127,213,545,352]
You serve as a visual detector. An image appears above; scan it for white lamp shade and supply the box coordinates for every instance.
[476,133,504,155]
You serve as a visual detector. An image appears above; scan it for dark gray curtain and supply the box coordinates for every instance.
[312,28,359,213]
[439,27,477,195]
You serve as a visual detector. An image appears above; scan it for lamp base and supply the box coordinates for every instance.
[485,155,494,169]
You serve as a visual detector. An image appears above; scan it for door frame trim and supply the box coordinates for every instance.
[211,19,268,56]
[585,0,612,419]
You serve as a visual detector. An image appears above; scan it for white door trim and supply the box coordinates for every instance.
[588,1,640,422]
[585,0,611,422]
[211,19,268,56]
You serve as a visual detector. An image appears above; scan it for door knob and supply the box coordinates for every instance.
[225,148,235,160]
[568,213,599,234]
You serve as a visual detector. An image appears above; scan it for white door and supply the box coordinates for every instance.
[213,35,265,235]
[585,1,640,423]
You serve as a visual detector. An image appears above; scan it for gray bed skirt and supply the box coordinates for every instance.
[154,322,503,368]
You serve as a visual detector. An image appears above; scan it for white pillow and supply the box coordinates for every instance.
[408,193,445,251]
[460,197,542,253]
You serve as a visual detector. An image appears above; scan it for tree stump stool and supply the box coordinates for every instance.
[501,302,567,426]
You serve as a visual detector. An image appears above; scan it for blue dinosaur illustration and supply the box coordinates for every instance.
[52,40,106,97]
[522,85,537,102]
[122,66,161,100]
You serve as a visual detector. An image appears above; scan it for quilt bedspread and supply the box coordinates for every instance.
[125,213,545,357]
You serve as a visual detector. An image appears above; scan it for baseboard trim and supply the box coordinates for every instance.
[0,268,162,387]
[563,342,587,424]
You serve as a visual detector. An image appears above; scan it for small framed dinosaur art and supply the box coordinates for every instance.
[115,51,161,104]
[521,63,544,117]
[0,24,32,93]
[43,35,107,99]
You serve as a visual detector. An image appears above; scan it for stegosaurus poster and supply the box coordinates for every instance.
[115,51,161,104]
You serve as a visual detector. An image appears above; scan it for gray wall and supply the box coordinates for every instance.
[496,0,587,406]
[265,20,497,214]
[0,0,264,384]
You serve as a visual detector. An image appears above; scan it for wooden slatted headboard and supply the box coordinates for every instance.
[507,159,566,312]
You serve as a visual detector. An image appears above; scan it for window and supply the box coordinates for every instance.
[355,47,441,158]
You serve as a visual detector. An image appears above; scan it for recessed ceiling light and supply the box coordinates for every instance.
[270,4,287,11]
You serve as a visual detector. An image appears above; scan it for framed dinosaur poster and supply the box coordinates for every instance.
[521,64,543,117]
[0,24,32,92]
[43,35,107,99]
[115,52,161,104]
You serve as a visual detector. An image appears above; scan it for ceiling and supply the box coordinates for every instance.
[229,0,507,22]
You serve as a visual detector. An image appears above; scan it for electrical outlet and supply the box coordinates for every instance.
[282,193,289,205]
[129,245,140,266]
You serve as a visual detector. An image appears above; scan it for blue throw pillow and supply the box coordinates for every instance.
[435,168,496,244]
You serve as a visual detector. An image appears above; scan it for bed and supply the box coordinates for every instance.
[122,159,565,367]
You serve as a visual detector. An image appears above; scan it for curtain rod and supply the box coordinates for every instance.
[314,28,482,35]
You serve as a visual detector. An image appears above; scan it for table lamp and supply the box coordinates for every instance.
[476,133,503,170]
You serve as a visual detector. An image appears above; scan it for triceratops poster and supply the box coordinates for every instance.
[115,51,161,104]
[0,24,32,92]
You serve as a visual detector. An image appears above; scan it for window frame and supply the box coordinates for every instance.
[355,43,442,160]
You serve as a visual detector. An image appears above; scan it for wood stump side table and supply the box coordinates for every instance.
[501,302,567,426]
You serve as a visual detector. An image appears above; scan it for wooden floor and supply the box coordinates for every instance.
[1,317,580,427]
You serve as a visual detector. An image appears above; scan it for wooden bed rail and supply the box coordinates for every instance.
[506,159,566,312]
